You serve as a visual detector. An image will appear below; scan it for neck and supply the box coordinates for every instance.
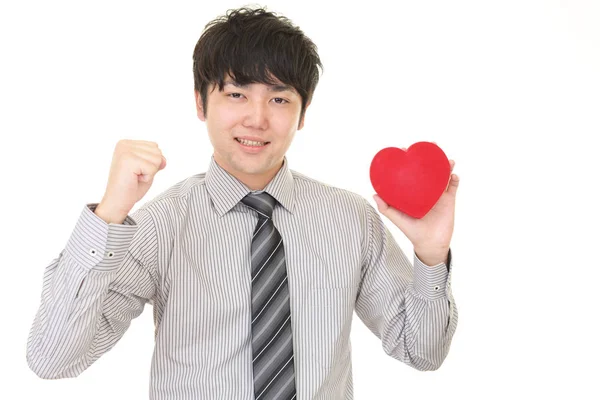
[215,156,283,191]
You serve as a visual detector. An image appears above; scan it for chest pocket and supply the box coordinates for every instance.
[287,226,362,290]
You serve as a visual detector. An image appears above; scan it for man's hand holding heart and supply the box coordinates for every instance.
[371,143,459,267]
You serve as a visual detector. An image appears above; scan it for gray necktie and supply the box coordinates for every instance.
[240,192,297,400]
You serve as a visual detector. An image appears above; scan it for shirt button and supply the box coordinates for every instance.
[434,286,440,291]
[89,248,97,256]
[107,251,115,258]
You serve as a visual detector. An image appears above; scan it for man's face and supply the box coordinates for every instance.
[195,75,307,186]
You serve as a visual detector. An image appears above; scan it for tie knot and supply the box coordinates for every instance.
[241,192,276,219]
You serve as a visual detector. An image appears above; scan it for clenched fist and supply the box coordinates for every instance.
[95,139,167,224]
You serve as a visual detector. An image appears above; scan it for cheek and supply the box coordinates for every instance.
[208,107,239,135]
[273,111,299,135]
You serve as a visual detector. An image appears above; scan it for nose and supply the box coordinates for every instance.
[242,100,269,130]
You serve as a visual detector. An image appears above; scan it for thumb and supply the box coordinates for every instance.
[373,194,412,228]
[139,174,152,183]
[373,194,388,212]
[159,156,167,170]
[373,194,395,218]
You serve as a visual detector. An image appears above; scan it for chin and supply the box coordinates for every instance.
[229,159,266,174]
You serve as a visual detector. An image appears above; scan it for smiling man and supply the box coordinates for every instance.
[27,6,459,400]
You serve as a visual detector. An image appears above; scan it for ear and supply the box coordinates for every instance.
[298,101,311,130]
[194,90,206,121]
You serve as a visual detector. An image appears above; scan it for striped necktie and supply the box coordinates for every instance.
[240,192,297,400]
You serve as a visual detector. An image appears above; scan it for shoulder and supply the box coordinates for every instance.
[290,169,373,217]
[133,172,209,218]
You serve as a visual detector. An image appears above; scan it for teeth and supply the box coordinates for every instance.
[237,138,267,147]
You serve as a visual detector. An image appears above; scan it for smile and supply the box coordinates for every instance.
[235,138,270,147]
[234,138,271,154]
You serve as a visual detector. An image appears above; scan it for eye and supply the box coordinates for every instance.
[272,98,289,104]
[227,93,244,99]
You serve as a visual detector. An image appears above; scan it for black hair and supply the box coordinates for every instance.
[192,6,323,125]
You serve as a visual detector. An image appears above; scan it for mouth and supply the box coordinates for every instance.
[234,137,271,147]
[234,137,271,154]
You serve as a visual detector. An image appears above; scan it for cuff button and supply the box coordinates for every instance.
[107,251,115,258]
[89,249,97,256]
[434,286,440,291]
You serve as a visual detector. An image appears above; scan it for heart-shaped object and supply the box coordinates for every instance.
[370,141,451,219]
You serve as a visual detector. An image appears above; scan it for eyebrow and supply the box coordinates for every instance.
[224,80,295,93]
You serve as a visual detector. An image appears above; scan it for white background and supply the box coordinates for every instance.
[1,0,599,398]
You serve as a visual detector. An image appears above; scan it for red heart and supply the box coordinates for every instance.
[370,142,451,219]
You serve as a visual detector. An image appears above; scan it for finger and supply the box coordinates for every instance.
[373,194,413,226]
[445,164,456,189]
[133,143,161,151]
[133,140,159,147]
[446,174,460,195]
[130,150,164,170]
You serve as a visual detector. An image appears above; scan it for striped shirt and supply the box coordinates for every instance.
[27,155,458,399]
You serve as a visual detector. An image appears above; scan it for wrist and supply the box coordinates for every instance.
[95,202,128,224]
[414,246,449,266]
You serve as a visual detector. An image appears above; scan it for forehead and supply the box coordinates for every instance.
[222,77,297,95]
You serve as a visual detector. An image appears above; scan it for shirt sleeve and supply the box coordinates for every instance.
[26,203,158,379]
[354,199,458,371]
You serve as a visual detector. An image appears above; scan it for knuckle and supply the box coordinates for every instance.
[151,155,161,167]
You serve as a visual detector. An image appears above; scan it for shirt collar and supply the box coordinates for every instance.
[205,155,295,218]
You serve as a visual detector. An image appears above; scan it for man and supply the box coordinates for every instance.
[27,6,459,399]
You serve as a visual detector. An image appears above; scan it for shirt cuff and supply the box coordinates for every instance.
[412,248,451,300]
[64,203,139,272]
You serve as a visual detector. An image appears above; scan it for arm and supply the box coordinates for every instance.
[26,203,158,379]
[354,200,458,371]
